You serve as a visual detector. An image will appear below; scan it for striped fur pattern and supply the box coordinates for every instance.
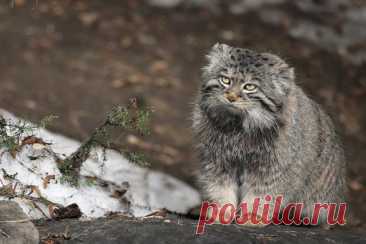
[192,43,347,226]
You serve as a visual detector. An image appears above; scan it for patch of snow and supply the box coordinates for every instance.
[0,109,201,219]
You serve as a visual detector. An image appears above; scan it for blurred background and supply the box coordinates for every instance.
[0,0,365,225]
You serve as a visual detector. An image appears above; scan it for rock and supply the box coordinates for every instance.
[35,214,366,244]
[0,201,39,244]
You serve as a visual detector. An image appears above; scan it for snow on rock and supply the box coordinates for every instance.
[0,109,201,219]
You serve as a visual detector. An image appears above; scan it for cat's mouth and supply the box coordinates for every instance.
[230,101,253,110]
[221,98,252,112]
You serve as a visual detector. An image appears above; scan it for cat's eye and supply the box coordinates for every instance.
[242,83,257,93]
[219,76,231,86]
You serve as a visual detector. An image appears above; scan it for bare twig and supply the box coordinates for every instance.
[31,201,49,219]
[57,99,151,185]
[0,228,9,238]
[0,219,29,223]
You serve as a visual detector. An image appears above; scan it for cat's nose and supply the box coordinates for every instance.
[224,92,239,102]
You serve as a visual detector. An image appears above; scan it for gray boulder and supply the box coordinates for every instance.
[0,201,39,244]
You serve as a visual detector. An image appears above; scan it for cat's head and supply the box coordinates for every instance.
[199,43,294,131]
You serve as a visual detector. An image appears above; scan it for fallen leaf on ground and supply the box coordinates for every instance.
[43,175,55,189]
[144,209,167,219]
[22,136,50,146]
[50,203,82,220]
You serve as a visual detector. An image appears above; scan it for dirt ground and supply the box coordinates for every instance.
[0,0,366,225]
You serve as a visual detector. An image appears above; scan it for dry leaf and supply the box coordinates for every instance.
[48,204,57,218]
[111,189,127,198]
[32,143,47,150]
[50,203,82,220]
[0,184,16,197]
[144,209,167,219]
[42,225,71,243]
[9,148,18,159]
[22,136,50,146]
[43,175,56,189]
[29,185,42,197]
[41,239,57,244]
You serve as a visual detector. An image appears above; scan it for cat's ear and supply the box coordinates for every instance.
[211,43,231,53]
[260,53,295,81]
[261,53,294,94]
[204,43,231,72]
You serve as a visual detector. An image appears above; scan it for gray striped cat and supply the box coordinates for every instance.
[192,43,347,227]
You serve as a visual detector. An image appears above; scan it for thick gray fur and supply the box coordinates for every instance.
[192,43,347,225]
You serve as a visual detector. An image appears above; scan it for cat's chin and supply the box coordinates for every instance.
[206,104,244,131]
